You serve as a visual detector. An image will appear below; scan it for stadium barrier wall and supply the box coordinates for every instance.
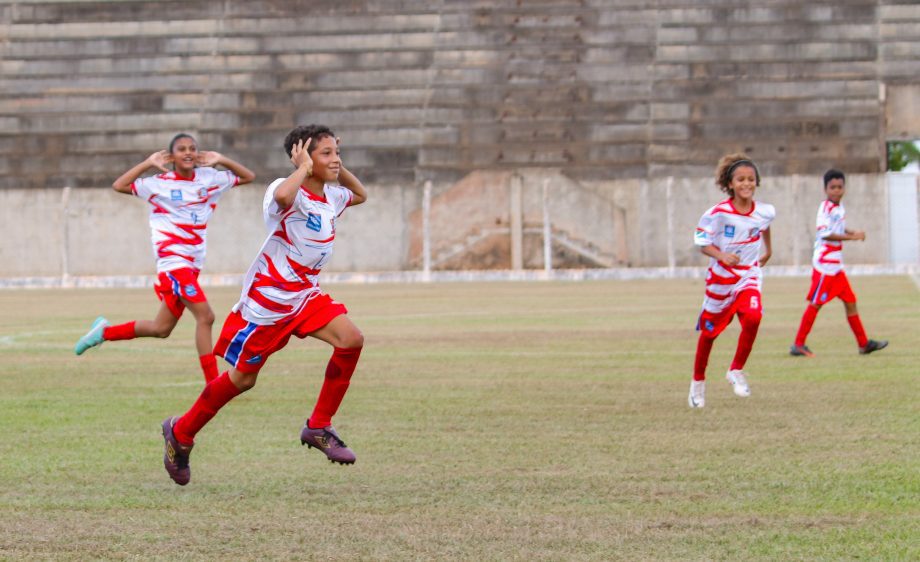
[1,172,916,287]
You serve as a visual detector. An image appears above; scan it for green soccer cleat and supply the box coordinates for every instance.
[74,316,109,355]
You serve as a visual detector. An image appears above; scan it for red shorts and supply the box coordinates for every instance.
[154,268,207,318]
[807,269,856,305]
[214,293,347,374]
[697,289,763,338]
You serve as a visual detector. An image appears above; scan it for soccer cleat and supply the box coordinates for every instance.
[300,424,356,465]
[859,339,888,355]
[74,316,109,355]
[162,416,193,486]
[789,344,814,357]
[726,369,751,397]
[688,380,706,408]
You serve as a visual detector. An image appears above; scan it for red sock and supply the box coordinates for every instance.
[795,306,818,346]
[847,314,869,348]
[308,346,362,428]
[103,321,136,341]
[173,371,242,445]
[693,335,715,381]
[730,311,761,370]
[199,353,219,383]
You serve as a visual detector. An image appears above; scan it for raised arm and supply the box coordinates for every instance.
[112,150,170,194]
[273,138,313,209]
[824,229,865,242]
[197,151,256,186]
[337,165,367,206]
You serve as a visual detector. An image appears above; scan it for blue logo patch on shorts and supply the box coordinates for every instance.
[245,354,263,364]
[306,212,322,232]
[821,292,828,302]
[171,189,182,201]
[705,320,714,332]
[184,284,198,297]
[724,225,735,237]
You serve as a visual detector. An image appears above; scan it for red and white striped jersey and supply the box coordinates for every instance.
[232,179,354,326]
[132,167,239,273]
[812,200,846,275]
[694,198,776,313]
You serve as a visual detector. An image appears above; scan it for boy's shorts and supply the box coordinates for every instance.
[214,293,348,374]
[807,269,856,305]
[155,268,206,318]
[697,289,763,338]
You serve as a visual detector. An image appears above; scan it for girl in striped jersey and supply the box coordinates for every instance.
[73,134,255,383]
[689,154,775,408]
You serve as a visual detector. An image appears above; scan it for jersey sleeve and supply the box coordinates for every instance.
[694,208,718,247]
[212,168,239,192]
[761,202,777,228]
[262,178,288,230]
[326,185,354,217]
[131,175,157,199]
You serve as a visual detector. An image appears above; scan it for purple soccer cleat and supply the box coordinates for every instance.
[161,416,193,485]
[300,424,356,465]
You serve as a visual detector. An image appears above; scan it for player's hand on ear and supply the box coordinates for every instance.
[291,138,313,176]
[196,151,222,167]
[147,150,171,173]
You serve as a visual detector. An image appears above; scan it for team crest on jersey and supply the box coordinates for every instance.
[724,225,735,238]
[199,187,208,198]
[170,189,183,201]
[306,212,322,232]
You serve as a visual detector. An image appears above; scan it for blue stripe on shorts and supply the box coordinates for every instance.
[225,322,258,367]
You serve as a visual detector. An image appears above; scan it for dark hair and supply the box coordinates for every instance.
[823,168,845,187]
[283,124,335,157]
[168,133,196,153]
[715,153,760,196]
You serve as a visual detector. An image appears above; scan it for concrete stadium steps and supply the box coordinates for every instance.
[0,1,919,190]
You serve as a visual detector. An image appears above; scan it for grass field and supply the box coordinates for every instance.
[1,276,917,560]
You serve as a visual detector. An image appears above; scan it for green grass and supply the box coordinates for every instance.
[0,277,917,560]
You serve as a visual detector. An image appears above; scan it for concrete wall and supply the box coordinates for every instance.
[1,1,919,191]
[2,173,913,278]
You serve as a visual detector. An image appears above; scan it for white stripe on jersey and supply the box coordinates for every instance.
[812,200,845,276]
[131,167,238,273]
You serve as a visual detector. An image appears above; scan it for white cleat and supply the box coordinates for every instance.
[726,369,751,397]
[688,380,706,408]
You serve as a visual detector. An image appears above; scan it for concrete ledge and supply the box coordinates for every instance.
[3,264,918,290]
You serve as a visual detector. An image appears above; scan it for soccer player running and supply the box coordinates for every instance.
[789,169,888,357]
[689,154,775,408]
[161,124,367,485]
[74,134,255,384]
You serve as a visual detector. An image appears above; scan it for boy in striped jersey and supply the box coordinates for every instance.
[790,169,887,357]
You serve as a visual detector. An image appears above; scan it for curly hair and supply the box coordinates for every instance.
[715,153,760,196]
[823,168,845,187]
[283,124,335,157]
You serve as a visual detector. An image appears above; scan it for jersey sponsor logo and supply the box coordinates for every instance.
[724,225,735,238]
[306,212,322,232]
[171,189,183,201]
[183,284,198,297]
